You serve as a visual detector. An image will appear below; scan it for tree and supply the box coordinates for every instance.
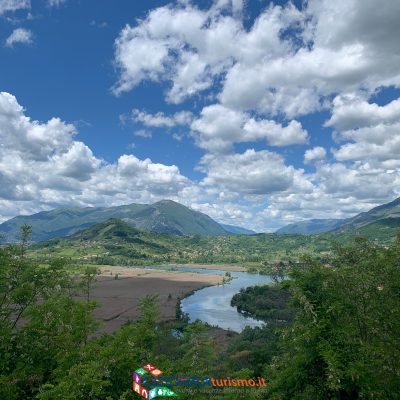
[267,238,400,399]
[180,321,216,375]
[80,266,100,303]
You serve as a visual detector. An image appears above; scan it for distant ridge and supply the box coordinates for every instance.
[221,224,256,235]
[0,200,227,242]
[275,196,400,236]
[333,196,400,232]
[276,219,344,234]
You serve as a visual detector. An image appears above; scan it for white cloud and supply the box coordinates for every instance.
[0,92,190,220]
[243,118,308,147]
[304,146,326,164]
[326,94,400,130]
[133,129,152,139]
[112,2,241,101]
[325,93,400,168]
[113,0,400,117]
[1,92,398,231]
[332,123,400,167]
[191,104,308,153]
[47,0,66,7]
[131,109,193,128]
[200,149,297,195]
[111,0,400,230]
[5,28,33,47]
[0,0,30,15]
[259,159,400,230]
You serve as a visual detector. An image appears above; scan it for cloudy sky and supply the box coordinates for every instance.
[1,0,400,231]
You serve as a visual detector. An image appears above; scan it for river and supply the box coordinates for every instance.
[145,265,272,332]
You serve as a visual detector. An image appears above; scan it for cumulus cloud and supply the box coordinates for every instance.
[5,28,33,47]
[332,124,400,167]
[259,158,400,230]
[0,92,190,221]
[113,0,400,116]
[131,109,193,128]
[0,0,30,15]
[200,149,297,195]
[304,146,326,164]
[191,104,308,153]
[112,1,294,105]
[325,94,400,168]
[326,94,400,130]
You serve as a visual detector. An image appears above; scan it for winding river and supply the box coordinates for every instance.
[145,266,272,332]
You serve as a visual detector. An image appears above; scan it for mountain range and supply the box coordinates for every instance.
[1,196,400,244]
[0,200,224,241]
[220,224,256,235]
[276,196,400,235]
[275,219,343,234]
[0,200,252,242]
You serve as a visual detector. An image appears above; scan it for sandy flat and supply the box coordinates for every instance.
[99,266,224,281]
[78,266,223,333]
[159,263,247,272]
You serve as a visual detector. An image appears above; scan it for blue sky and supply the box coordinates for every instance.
[1,0,400,231]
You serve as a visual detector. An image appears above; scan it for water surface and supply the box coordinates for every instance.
[145,265,272,332]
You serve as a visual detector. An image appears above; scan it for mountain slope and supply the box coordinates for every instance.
[276,219,344,234]
[0,200,226,242]
[334,197,400,232]
[276,197,400,237]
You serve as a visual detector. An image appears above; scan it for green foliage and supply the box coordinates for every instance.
[0,232,98,399]
[179,321,217,375]
[231,283,295,323]
[2,225,400,400]
[267,237,400,399]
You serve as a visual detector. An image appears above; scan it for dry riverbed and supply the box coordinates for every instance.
[78,266,224,333]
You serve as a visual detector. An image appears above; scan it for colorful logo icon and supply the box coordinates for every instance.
[133,363,178,399]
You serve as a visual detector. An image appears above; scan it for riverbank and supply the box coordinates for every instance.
[78,266,223,333]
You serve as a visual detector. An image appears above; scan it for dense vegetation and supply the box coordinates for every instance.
[29,219,339,270]
[27,213,400,274]
[1,226,400,399]
[231,284,295,323]
[267,237,400,399]
[233,237,400,398]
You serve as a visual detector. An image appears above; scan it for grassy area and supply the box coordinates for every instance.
[29,219,400,277]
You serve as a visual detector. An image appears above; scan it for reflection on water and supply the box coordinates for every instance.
[144,265,272,333]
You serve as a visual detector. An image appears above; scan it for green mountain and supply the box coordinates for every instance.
[221,224,256,235]
[0,200,227,242]
[276,219,344,234]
